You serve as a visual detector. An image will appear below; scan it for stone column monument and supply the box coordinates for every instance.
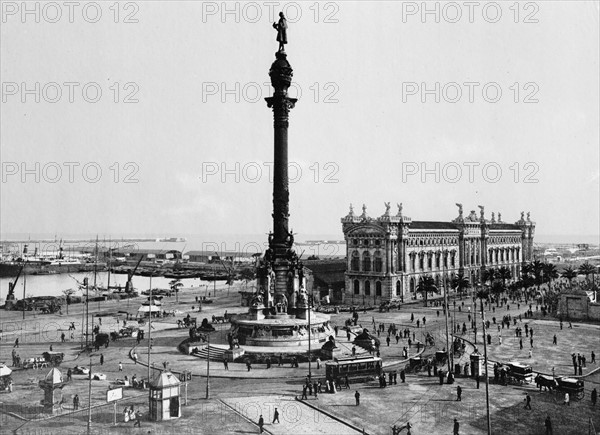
[261,19,300,316]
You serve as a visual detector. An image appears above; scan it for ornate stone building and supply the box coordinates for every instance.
[341,203,535,303]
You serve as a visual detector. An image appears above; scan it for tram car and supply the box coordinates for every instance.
[506,362,533,385]
[556,377,585,400]
[325,355,382,382]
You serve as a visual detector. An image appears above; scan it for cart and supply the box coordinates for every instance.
[42,351,65,367]
[506,362,533,385]
[556,377,585,400]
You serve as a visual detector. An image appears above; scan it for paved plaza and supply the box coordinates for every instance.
[1,283,599,434]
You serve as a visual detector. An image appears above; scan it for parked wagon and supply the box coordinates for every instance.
[556,377,585,400]
[505,362,533,385]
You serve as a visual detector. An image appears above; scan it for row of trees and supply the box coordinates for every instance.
[415,261,597,307]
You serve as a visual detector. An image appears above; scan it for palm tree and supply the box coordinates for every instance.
[542,263,559,288]
[578,262,596,282]
[521,263,535,289]
[480,268,495,287]
[495,266,512,288]
[240,268,255,290]
[169,279,183,303]
[561,266,578,288]
[451,274,470,299]
[416,275,438,307]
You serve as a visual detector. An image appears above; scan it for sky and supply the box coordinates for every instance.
[1,1,599,243]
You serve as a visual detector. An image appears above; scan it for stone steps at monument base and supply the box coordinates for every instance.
[192,345,228,360]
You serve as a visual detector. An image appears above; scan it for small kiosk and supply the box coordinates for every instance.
[38,368,67,414]
[0,363,13,391]
[149,371,181,421]
[470,350,484,378]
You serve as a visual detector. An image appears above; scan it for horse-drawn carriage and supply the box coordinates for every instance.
[505,362,533,385]
[405,357,429,373]
[535,374,557,392]
[556,377,585,400]
[435,351,448,366]
[110,325,138,341]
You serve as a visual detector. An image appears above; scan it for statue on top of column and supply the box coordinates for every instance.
[478,205,485,220]
[384,202,391,216]
[396,202,403,217]
[273,12,288,52]
[527,212,531,222]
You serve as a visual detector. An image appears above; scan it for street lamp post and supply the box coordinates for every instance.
[206,332,210,399]
[444,280,451,374]
[480,292,492,435]
[87,353,98,435]
[148,272,153,385]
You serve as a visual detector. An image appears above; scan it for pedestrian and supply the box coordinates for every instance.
[67,368,72,381]
[301,384,308,400]
[118,362,123,371]
[316,357,321,369]
[553,335,557,345]
[133,352,138,364]
[456,385,462,401]
[529,350,532,358]
[279,353,283,366]
[266,357,271,369]
[476,375,480,389]
[520,338,523,350]
[400,370,406,383]
[133,409,142,427]
[355,390,360,406]
[591,388,597,406]
[61,332,65,342]
[272,407,280,424]
[223,359,229,370]
[100,354,104,365]
[246,361,252,372]
[73,394,79,410]
[564,392,570,406]
[345,374,350,389]
[545,415,553,435]
[592,351,596,364]
[386,336,390,347]
[453,418,460,435]
[258,414,264,433]
[14,338,18,348]
[530,337,533,348]
[524,393,532,410]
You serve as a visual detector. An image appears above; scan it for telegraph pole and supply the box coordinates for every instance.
[480,294,492,435]
[206,333,210,399]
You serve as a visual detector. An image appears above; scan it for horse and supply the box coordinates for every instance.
[535,374,557,392]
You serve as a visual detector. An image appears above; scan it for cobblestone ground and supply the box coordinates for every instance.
[1,284,599,434]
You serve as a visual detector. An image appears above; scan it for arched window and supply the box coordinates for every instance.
[427,253,432,270]
[396,280,401,296]
[435,253,440,268]
[351,251,360,271]
[365,280,371,296]
[376,281,382,296]
[362,252,371,272]
[353,280,360,295]
[411,253,416,271]
[419,253,424,270]
[374,251,383,272]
